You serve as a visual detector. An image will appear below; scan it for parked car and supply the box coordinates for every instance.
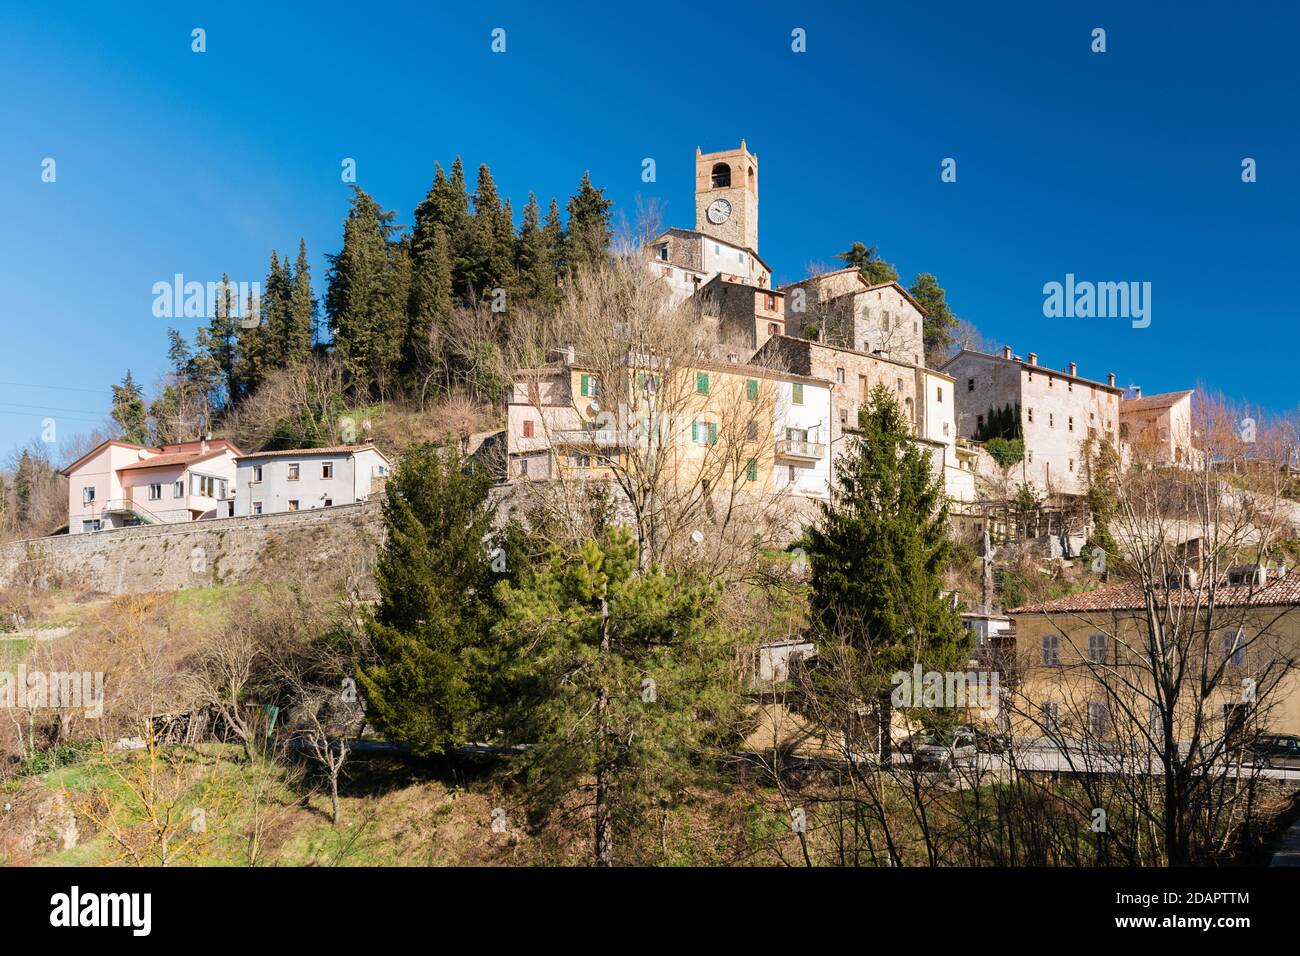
[912,729,978,770]
[1244,734,1300,769]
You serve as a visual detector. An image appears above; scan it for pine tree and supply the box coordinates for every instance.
[805,384,966,686]
[493,526,738,866]
[110,370,149,445]
[287,239,316,365]
[407,222,455,379]
[463,164,515,298]
[836,242,899,285]
[203,274,239,408]
[542,197,566,279]
[564,172,612,274]
[909,272,960,366]
[356,446,503,755]
[516,192,558,305]
[14,451,33,527]
[325,186,403,390]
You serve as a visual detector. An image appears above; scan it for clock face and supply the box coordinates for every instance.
[707,198,732,224]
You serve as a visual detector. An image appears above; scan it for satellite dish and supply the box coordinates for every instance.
[690,530,704,545]
[589,400,602,415]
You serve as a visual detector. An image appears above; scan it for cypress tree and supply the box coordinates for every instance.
[287,239,316,365]
[14,451,33,527]
[326,186,402,390]
[543,197,566,279]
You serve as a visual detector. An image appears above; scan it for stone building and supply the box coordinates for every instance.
[693,275,786,355]
[1120,388,1197,467]
[780,270,926,368]
[942,346,1123,498]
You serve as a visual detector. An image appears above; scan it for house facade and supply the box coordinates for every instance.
[942,346,1123,497]
[506,357,834,500]
[780,271,927,368]
[1120,388,1197,467]
[233,445,391,517]
[62,438,242,533]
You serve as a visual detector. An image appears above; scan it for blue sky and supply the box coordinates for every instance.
[2,0,1296,459]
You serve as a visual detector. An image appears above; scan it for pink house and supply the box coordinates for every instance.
[61,438,243,534]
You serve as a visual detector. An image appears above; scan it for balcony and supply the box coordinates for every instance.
[777,439,826,461]
[553,428,630,447]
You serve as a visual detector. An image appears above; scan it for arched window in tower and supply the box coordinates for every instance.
[711,163,731,188]
[748,166,755,190]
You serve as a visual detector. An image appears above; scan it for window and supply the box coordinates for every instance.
[321,462,334,479]
[943,422,950,436]
[1068,458,1075,472]
[657,245,668,261]
[792,383,804,405]
[82,519,102,532]
[1028,450,1033,463]
[1043,701,1061,734]
[746,458,757,482]
[738,251,744,263]
[936,387,943,402]
[840,408,848,424]
[1027,408,1034,423]
[522,420,534,438]
[148,483,162,501]
[787,465,797,483]
[1222,629,1245,667]
[696,372,709,395]
[1041,634,1061,666]
[1068,416,1074,432]
[1088,633,1108,664]
[1088,701,1111,739]
[82,486,95,505]
[173,480,184,498]
[580,373,600,397]
[287,463,300,481]
[1049,413,1054,428]
[287,500,299,512]
[1068,380,1073,392]
[323,498,333,507]
[746,378,758,401]
[253,501,263,515]
[895,378,903,392]
[746,421,758,441]
[252,465,263,483]
[1049,377,1054,388]
[691,421,716,446]
[836,367,845,384]
[710,162,730,188]
[518,459,529,478]
[767,322,778,335]
[967,377,974,392]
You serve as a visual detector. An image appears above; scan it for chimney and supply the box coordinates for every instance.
[1068,361,1077,376]
[1027,352,1038,366]
[1108,373,1116,388]
[200,437,209,453]
[1002,346,1012,360]
[1134,386,1142,399]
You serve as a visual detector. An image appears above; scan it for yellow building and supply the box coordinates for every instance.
[507,357,834,500]
[1007,573,1300,743]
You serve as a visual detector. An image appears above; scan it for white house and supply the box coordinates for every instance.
[61,438,242,533]
[233,445,391,517]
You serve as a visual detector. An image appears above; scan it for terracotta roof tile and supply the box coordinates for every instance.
[1010,575,1300,614]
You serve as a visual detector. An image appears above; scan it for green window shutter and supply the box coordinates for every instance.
[637,372,645,390]
[746,378,758,401]
[697,372,709,394]
[691,420,699,443]
[793,383,804,405]
[708,422,718,445]
[580,373,590,397]
[746,458,757,481]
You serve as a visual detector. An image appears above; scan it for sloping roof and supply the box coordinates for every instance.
[1122,390,1194,413]
[61,439,160,477]
[650,228,772,273]
[117,446,236,472]
[940,347,1123,394]
[1009,575,1300,615]
[234,444,388,462]
[775,273,929,317]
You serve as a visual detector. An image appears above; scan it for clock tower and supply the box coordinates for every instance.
[695,141,758,253]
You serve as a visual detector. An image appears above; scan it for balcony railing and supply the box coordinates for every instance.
[553,428,630,447]
[777,439,826,461]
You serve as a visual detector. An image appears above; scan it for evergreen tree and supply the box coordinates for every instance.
[287,239,316,365]
[203,274,239,408]
[542,197,566,278]
[805,384,966,684]
[516,192,558,304]
[356,446,503,755]
[463,164,516,298]
[493,526,738,866]
[909,272,960,366]
[836,241,899,285]
[407,222,455,377]
[261,249,294,368]
[110,370,149,445]
[325,186,403,390]
[564,172,612,274]
[14,451,33,527]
